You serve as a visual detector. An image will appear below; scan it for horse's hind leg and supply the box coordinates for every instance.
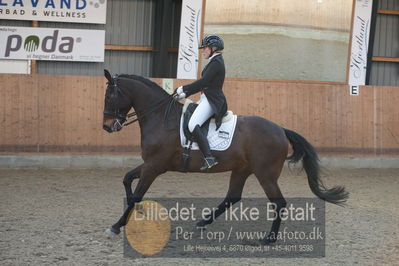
[197,167,251,228]
[123,164,143,205]
[255,167,287,244]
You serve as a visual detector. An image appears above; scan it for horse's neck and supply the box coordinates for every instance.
[122,79,170,128]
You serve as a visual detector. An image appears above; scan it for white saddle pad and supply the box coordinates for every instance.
[180,101,238,151]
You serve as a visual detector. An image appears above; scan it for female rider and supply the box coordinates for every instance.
[176,35,227,170]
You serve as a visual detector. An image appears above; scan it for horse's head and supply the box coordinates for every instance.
[102,69,131,133]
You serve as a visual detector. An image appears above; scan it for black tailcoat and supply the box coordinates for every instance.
[183,54,227,129]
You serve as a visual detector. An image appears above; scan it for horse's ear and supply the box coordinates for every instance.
[104,69,113,84]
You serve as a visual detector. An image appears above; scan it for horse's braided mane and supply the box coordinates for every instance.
[118,74,166,94]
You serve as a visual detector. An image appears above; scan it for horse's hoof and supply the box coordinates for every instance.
[105,227,120,238]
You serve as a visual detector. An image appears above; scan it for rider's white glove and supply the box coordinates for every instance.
[176,92,186,100]
[176,86,186,99]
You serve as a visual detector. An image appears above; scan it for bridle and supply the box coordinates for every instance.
[103,75,178,128]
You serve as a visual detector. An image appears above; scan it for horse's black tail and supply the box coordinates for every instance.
[284,128,349,206]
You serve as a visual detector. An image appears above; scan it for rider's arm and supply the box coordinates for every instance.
[182,60,221,97]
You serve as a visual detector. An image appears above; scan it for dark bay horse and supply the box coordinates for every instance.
[102,70,348,244]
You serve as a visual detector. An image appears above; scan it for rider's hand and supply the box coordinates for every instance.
[176,86,184,95]
[176,92,186,100]
[175,86,186,99]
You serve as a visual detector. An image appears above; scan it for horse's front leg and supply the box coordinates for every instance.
[123,164,143,205]
[107,164,163,235]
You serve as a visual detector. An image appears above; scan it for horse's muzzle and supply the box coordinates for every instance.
[103,124,113,133]
[103,119,123,133]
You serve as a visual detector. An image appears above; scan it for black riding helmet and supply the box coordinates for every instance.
[199,35,224,51]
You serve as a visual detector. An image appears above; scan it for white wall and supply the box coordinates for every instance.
[0,60,30,74]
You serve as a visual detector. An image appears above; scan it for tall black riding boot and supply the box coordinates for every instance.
[192,125,218,170]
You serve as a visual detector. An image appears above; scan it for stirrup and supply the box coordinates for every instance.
[200,157,218,170]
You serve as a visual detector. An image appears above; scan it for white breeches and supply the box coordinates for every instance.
[188,93,214,132]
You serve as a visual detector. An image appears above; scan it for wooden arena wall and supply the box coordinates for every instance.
[0,74,398,157]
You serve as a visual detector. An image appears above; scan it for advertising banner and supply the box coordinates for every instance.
[177,0,202,79]
[0,0,107,24]
[348,0,373,87]
[0,26,105,62]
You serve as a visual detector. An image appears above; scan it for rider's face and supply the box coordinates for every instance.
[202,47,212,59]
